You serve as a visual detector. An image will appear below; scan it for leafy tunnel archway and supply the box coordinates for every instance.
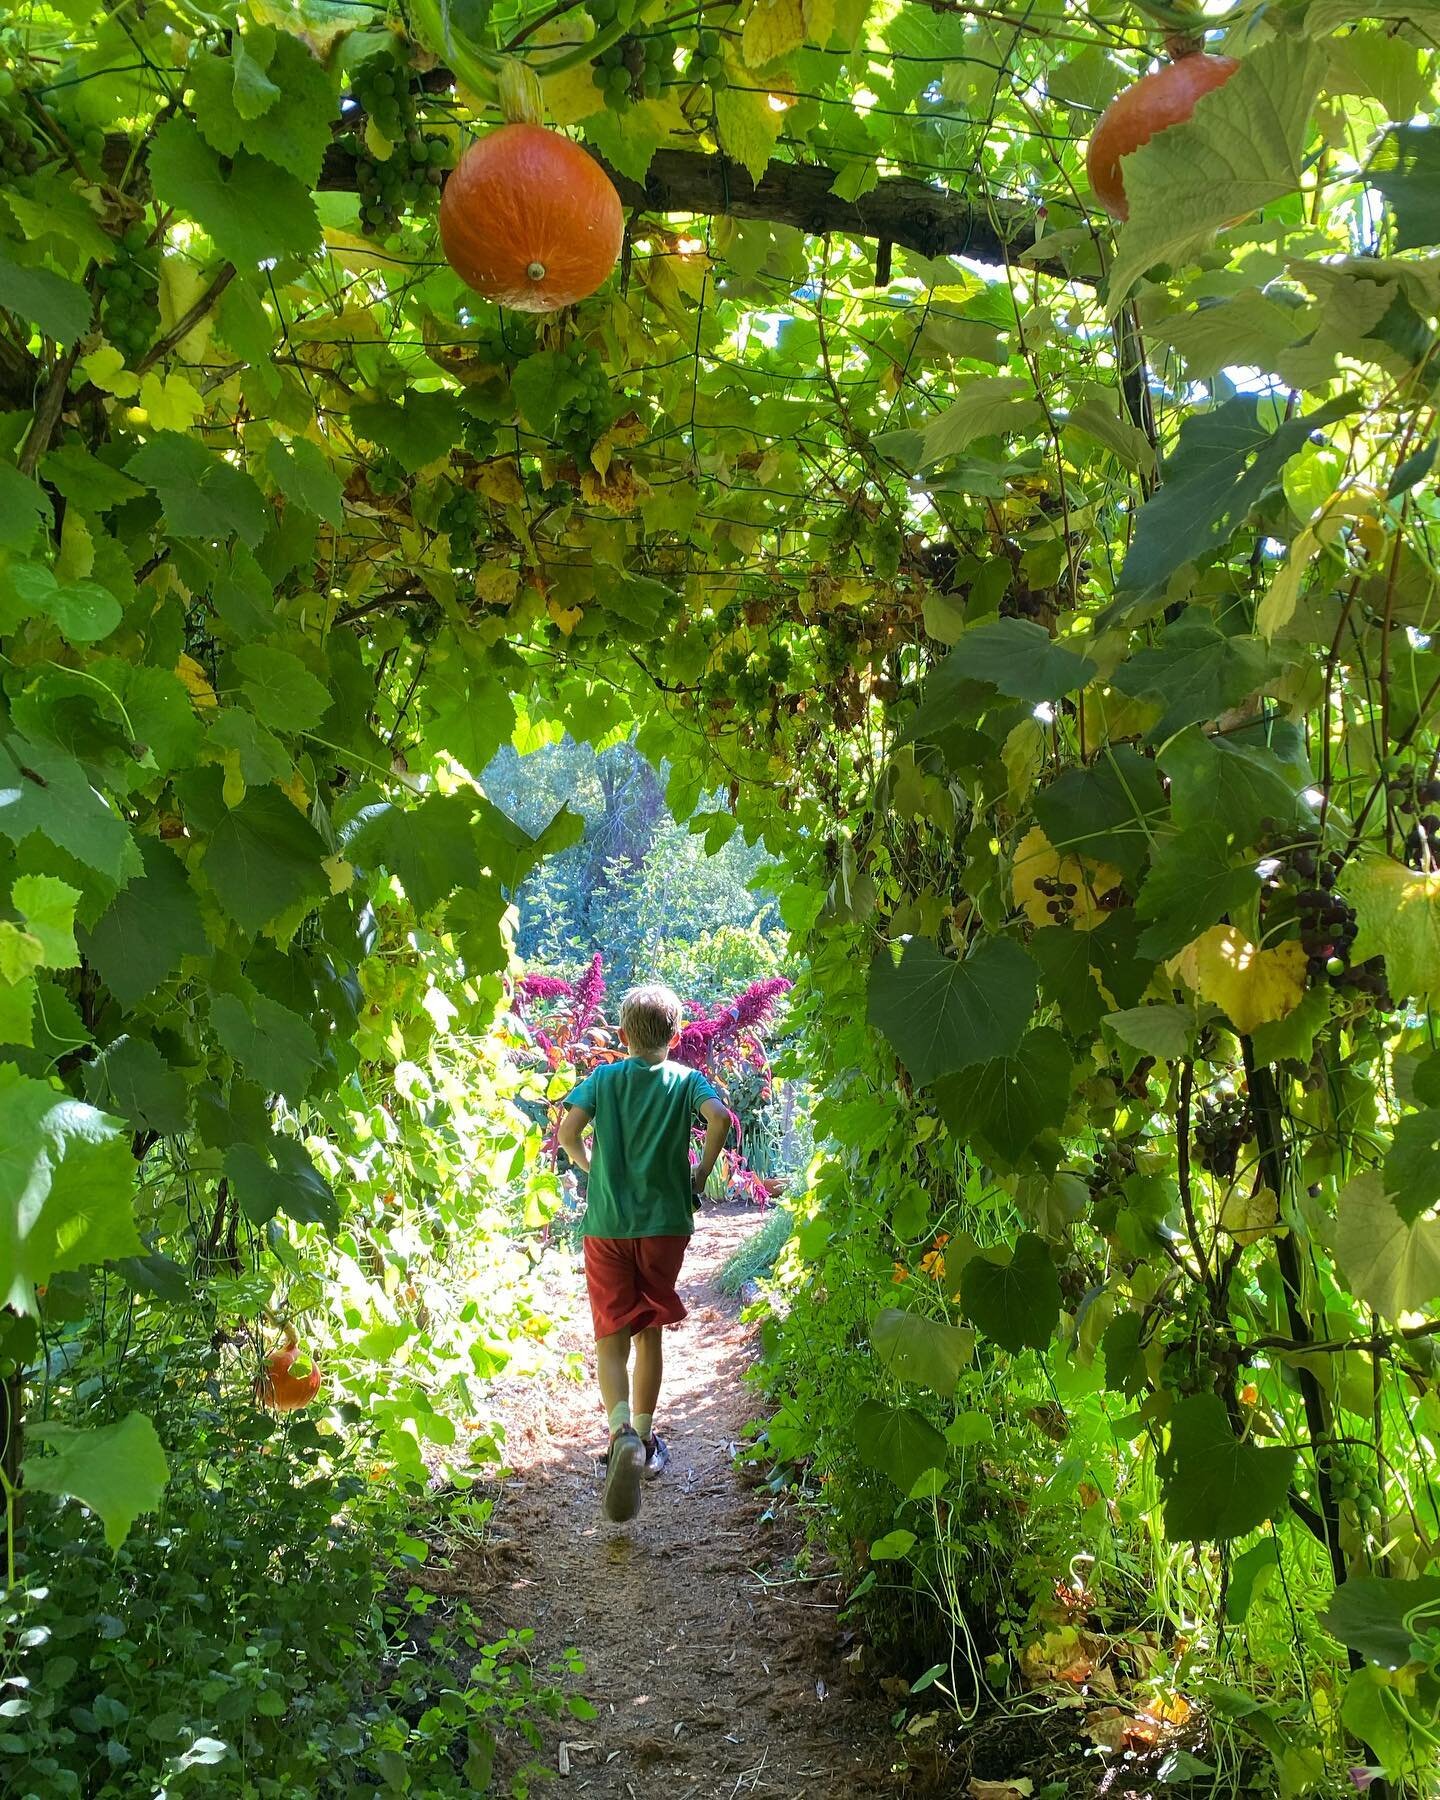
[4,0,1440,1791]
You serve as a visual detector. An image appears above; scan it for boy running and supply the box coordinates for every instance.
[557,983,731,1524]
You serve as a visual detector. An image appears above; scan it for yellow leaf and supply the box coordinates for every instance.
[56,510,94,583]
[280,769,309,812]
[580,463,650,514]
[1257,525,1318,640]
[1349,856,1440,1005]
[81,344,140,398]
[475,565,521,605]
[139,370,204,433]
[1011,825,1122,931]
[475,459,526,508]
[221,749,247,808]
[547,598,583,635]
[322,230,425,276]
[713,56,789,183]
[543,59,605,126]
[742,0,832,64]
[1219,1184,1281,1245]
[322,854,354,895]
[176,653,218,712]
[1168,926,1307,1035]
[1002,719,1044,814]
[159,257,215,362]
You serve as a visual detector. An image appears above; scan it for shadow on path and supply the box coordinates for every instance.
[447,1204,896,1797]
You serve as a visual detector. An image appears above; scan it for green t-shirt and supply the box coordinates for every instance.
[565,1057,722,1239]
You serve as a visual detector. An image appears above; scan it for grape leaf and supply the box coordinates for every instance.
[0,735,140,888]
[349,392,465,473]
[148,117,321,267]
[960,1232,1061,1353]
[126,432,269,546]
[0,243,93,343]
[0,1076,141,1313]
[0,461,54,552]
[868,936,1038,1086]
[210,991,320,1104]
[1367,124,1440,253]
[80,839,209,1005]
[229,644,332,732]
[24,1412,169,1550]
[1106,38,1326,310]
[870,1308,975,1394]
[852,1397,949,1492]
[1135,824,1260,959]
[1333,1170,1440,1321]
[934,1027,1072,1164]
[12,874,79,968]
[1114,396,1356,604]
[1160,1394,1297,1543]
[944,617,1096,704]
[1323,1576,1440,1669]
[199,786,327,934]
[1032,745,1167,881]
[263,437,343,527]
[917,376,1043,470]
[225,1138,338,1230]
[1169,925,1307,1035]
[1112,615,1271,743]
[85,1035,190,1135]
[1348,856,1440,1006]
[1384,1109,1440,1224]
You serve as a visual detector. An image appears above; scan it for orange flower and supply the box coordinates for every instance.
[892,1262,907,1283]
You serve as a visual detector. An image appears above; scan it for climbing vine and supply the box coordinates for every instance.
[4,0,1440,1790]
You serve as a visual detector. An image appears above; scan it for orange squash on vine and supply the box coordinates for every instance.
[1086,53,1241,220]
[439,123,624,312]
[255,1324,322,1412]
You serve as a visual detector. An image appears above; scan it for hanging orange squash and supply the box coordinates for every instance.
[439,123,624,312]
[1086,54,1241,221]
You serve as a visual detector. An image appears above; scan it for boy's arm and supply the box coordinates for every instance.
[557,1104,593,1172]
[691,1098,731,1194]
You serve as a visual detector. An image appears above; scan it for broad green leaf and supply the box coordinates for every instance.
[868,936,1038,1085]
[1112,616,1270,743]
[1160,1394,1296,1542]
[24,1412,168,1550]
[1135,824,1260,960]
[916,376,1042,470]
[1114,395,1355,603]
[0,735,140,888]
[934,1027,1072,1164]
[264,437,343,527]
[0,243,92,342]
[39,445,145,515]
[349,392,464,473]
[870,1307,974,1393]
[960,1232,1060,1353]
[347,791,486,914]
[1159,728,1307,844]
[9,561,122,643]
[712,71,786,185]
[1032,746,1166,881]
[1348,857,1440,1006]
[1106,39,1326,311]
[0,462,54,551]
[1322,1576,1440,1669]
[1063,385,1156,475]
[199,786,328,934]
[211,991,320,1104]
[1333,1170,1440,1321]
[852,1397,949,1492]
[1104,1002,1209,1062]
[869,1528,917,1561]
[1367,125,1440,253]
[126,432,269,546]
[85,1035,189,1135]
[1101,1312,1149,1398]
[946,617,1095,704]
[1226,1540,1281,1625]
[229,644,332,732]
[1149,290,1300,380]
[148,116,321,267]
[11,874,79,968]
[80,840,209,1005]
[1029,927,1107,1035]
[1384,1110,1440,1224]
[0,1077,140,1313]
[225,1137,338,1231]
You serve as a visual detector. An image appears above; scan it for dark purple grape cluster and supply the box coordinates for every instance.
[1393,773,1440,872]
[1265,839,1391,1005]
[1032,873,1079,922]
[1193,1092,1252,1181]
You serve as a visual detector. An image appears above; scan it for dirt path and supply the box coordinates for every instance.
[451,1205,895,1797]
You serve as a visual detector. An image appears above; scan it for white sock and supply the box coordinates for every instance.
[634,1411,654,1443]
[607,1400,631,1434]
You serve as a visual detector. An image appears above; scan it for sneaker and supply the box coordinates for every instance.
[642,1434,670,1481]
[601,1427,644,1523]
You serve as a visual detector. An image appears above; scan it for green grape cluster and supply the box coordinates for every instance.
[593,25,674,109]
[43,89,107,168]
[96,223,160,366]
[1326,1443,1382,1511]
[349,53,451,237]
[0,68,40,177]
[688,28,727,89]
[437,483,482,559]
[368,453,409,498]
[472,316,536,368]
[555,344,617,456]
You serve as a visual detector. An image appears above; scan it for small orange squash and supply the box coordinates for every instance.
[1086,54,1241,221]
[439,123,623,312]
[255,1326,322,1412]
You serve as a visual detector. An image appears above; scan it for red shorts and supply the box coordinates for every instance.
[583,1234,689,1339]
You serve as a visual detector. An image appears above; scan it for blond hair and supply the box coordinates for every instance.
[619,983,683,1054]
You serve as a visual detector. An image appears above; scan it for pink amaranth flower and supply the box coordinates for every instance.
[570,953,606,1038]
[517,974,575,1003]
[674,978,792,1068]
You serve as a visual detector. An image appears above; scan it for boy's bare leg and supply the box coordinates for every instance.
[632,1326,663,1428]
[595,1328,633,1433]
